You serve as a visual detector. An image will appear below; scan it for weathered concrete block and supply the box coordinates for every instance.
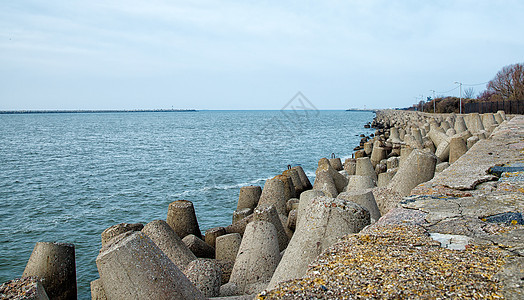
[205,226,226,248]
[291,166,312,190]
[215,233,242,261]
[96,232,204,300]
[232,208,252,224]
[253,205,290,252]
[337,190,381,223]
[355,157,377,182]
[237,185,261,211]
[142,219,196,271]
[343,158,357,175]
[388,149,437,196]
[282,169,304,195]
[183,258,222,298]
[90,279,106,300]
[22,242,76,300]
[167,200,201,239]
[229,221,281,295]
[344,175,376,193]
[257,177,288,216]
[182,234,215,259]
[449,136,468,164]
[297,190,325,228]
[101,223,143,247]
[268,196,370,289]
[378,169,397,187]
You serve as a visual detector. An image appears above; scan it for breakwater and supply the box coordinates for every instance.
[3,110,523,299]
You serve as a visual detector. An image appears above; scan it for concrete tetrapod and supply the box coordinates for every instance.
[313,169,338,198]
[343,158,357,175]
[183,258,222,298]
[96,232,204,300]
[142,220,197,270]
[344,175,376,193]
[316,158,348,193]
[267,196,370,290]
[205,226,226,248]
[182,234,215,259]
[166,200,201,239]
[282,169,304,195]
[90,278,106,300]
[387,149,437,196]
[291,166,312,190]
[237,185,262,211]
[22,242,76,300]
[337,190,381,223]
[100,223,143,247]
[215,233,242,261]
[228,221,281,295]
[296,190,325,228]
[253,205,290,252]
[449,136,468,164]
[257,177,288,216]
[355,157,377,183]
[0,277,49,300]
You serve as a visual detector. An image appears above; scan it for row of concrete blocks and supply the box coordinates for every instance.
[350,111,509,192]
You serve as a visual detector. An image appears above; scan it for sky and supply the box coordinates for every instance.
[1,0,523,110]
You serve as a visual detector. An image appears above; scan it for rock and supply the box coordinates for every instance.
[142,219,197,270]
[22,242,76,300]
[167,200,202,239]
[100,223,143,247]
[182,234,215,259]
[228,221,281,295]
[237,185,262,211]
[96,232,204,300]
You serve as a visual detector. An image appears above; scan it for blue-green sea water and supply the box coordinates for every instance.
[0,110,374,298]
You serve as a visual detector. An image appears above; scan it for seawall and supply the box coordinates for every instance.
[262,111,524,299]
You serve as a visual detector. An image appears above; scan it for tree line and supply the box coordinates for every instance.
[410,62,524,113]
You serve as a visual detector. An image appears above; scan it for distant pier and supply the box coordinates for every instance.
[0,109,198,115]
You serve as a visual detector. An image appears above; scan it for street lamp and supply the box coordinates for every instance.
[429,90,436,113]
[454,82,463,114]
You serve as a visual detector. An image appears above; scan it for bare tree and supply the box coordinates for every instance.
[463,87,475,99]
[487,63,524,100]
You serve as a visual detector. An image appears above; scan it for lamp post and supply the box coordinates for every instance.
[454,82,463,114]
[429,90,436,113]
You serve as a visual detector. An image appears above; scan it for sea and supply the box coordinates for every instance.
[0,109,375,298]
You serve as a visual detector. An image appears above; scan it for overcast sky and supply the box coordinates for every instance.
[1,0,523,110]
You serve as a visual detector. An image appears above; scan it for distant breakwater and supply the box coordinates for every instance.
[0,109,197,114]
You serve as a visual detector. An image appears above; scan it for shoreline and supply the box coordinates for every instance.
[4,110,523,299]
